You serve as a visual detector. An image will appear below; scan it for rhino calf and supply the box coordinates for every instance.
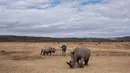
[66,47,91,68]
[40,47,56,56]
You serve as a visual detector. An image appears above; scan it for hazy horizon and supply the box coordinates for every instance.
[0,34,130,38]
[0,0,130,37]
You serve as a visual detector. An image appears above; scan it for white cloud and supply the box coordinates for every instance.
[0,0,130,37]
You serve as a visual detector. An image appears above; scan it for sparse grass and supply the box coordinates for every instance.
[0,42,130,73]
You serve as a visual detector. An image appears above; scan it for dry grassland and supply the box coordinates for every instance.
[0,42,130,73]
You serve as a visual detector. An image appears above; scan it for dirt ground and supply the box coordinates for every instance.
[0,42,130,73]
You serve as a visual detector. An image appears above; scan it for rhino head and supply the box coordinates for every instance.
[51,48,56,53]
[66,52,76,68]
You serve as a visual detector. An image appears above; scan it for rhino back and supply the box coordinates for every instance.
[42,48,51,52]
[73,47,91,58]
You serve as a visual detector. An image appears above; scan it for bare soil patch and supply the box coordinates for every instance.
[0,42,130,73]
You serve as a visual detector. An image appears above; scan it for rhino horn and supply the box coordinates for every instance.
[66,61,70,65]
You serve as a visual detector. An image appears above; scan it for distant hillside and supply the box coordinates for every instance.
[114,36,130,42]
[0,35,130,42]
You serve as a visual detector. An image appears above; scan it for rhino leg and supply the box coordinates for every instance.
[84,60,88,65]
[76,59,80,67]
[46,52,47,55]
[77,57,84,68]
[40,51,43,55]
[49,52,52,55]
[79,58,84,68]
[43,52,45,55]
[84,56,90,65]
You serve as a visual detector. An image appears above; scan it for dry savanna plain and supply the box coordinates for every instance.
[0,42,130,73]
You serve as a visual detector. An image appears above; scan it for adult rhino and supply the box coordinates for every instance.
[40,47,56,56]
[66,47,91,68]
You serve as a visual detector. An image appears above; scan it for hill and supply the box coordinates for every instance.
[0,35,130,42]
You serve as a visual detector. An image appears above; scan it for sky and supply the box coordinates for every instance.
[0,0,130,38]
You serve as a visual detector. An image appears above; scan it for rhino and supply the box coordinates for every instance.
[40,47,56,56]
[66,47,91,68]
